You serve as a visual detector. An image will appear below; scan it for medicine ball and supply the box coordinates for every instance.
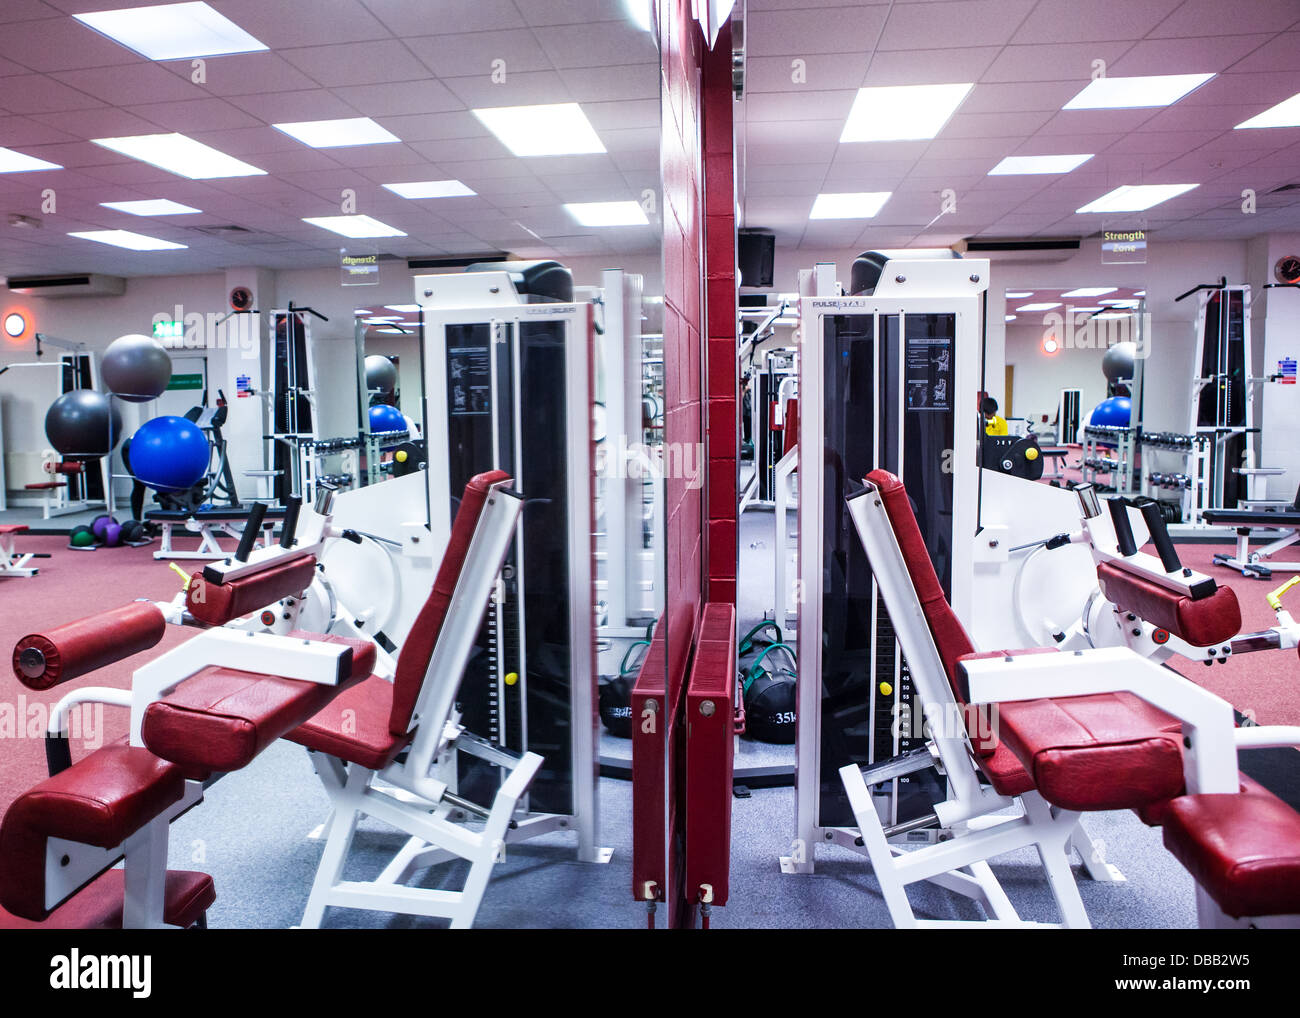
[365,355,398,396]
[744,670,797,743]
[90,514,122,547]
[45,390,122,458]
[120,519,148,544]
[69,525,96,548]
[598,676,635,738]
[102,334,172,402]
[129,415,211,492]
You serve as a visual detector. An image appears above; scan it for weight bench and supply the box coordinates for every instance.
[839,469,1243,928]
[0,524,47,578]
[1204,482,1300,579]
[283,470,539,929]
[1039,446,1070,480]
[0,742,214,929]
[146,505,287,561]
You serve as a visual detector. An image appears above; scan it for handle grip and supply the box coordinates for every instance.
[1106,496,1138,557]
[280,495,301,549]
[235,501,268,562]
[1135,498,1181,573]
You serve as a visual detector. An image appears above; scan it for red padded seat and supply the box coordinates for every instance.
[0,524,27,535]
[287,470,511,769]
[1097,561,1241,647]
[868,468,1187,810]
[0,744,185,921]
[1162,786,1300,918]
[285,675,410,770]
[1138,771,1268,827]
[0,869,214,929]
[141,632,374,778]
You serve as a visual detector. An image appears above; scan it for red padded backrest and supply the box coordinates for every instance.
[867,469,977,703]
[388,469,511,737]
[186,553,318,626]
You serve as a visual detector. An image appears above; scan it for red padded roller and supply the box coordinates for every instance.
[12,602,166,691]
[185,553,318,627]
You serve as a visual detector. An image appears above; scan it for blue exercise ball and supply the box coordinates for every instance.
[1089,396,1132,429]
[369,403,407,433]
[129,415,210,492]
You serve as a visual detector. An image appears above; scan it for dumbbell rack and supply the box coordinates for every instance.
[1082,425,1137,494]
[1139,431,1204,525]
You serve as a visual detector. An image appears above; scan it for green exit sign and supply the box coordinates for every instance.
[153,320,184,340]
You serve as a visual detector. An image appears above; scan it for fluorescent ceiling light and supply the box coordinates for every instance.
[1095,312,1132,319]
[303,215,406,238]
[1064,73,1214,110]
[1134,290,1146,297]
[93,133,265,179]
[1062,287,1116,298]
[1068,306,1105,313]
[1235,91,1300,129]
[377,327,405,334]
[809,192,892,219]
[473,103,605,157]
[841,83,973,142]
[625,0,653,31]
[384,304,421,312]
[989,154,1093,175]
[273,118,399,148]
[101,199,201,216]
[1016,302,1062,312]
[354,309,372,315]
[564,201,649,226]
[382,179,476,199]
[1004,314,1017,321]
[74,2,267,60]
[1100,299,1140,308]
[0,147,61,173]
[1076,183,1198,213]
[363,316,401,323]
[68,229,187,251]
[1005,291,1033,298]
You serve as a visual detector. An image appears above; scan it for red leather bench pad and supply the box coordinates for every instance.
[1162,787,1300,918]
[286,675,411,770]
[0,869,214,930]
[141,633,373,777]
[0,744,185,921]
[1097,562,1241,647]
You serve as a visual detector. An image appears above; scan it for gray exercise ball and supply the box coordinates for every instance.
[102,333,172,402]
[365,354,398,395]
[44,389,122,457]
[1101,341,1137,384]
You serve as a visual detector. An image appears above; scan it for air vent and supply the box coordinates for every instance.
[1270,183,1300,193]
[955,237,1081,263]
[407,253,511,271]
[6,273,125,297]
[189,224,255,237]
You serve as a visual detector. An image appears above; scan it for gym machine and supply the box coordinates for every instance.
[416,260,608,863]
[783,251,984,872]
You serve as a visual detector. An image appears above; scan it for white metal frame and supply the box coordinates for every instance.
[298,482,544,928]
[0,527,38,577]
[417,272,605,864]
[785,259,984,873]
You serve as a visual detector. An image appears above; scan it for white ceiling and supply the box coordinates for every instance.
[0,0,661,278]
[738,0,1300,251]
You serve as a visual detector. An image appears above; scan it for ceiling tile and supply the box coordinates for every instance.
[53,64,210,107]
[877,0,1036,50]
[746,7,892,57]
[404,29,552,78]
[362,0,527,35]
[280,40,432,87]
[1010,0,1183,44]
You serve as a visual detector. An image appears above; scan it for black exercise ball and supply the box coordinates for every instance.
[598,676,634,738]
[101,333,172,402]
[45,389,121,457]
[744,673,797,743]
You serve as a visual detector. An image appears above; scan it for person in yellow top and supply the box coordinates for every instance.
[981,396,1008,436]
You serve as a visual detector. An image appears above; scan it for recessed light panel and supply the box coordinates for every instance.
[92,134,266,179]
[1016,303,1062,312]
[1062,287,1116,298]
[68,230,187,251]
[273,118,400,148]
[1235,92,1300,129]
[473,103,606,157]
[74,2,267,60]
[0,147,62,173]
[382,179,476,199]
[303,215,406,238]
[1076,184,1198,213]
[989,154,1093,175]
[1063,73,1214,110]
[101,199,201,216]
[564,201,649,226]
[809,192,892,219]
[841,83,973,142]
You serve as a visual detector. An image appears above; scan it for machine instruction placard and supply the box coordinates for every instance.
[905,334,952,412]
[448,346,491,416]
